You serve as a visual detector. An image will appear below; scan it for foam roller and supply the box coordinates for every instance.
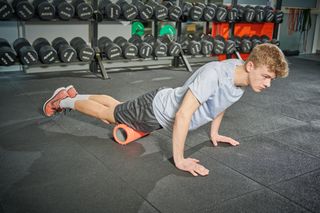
[113,124,149,145]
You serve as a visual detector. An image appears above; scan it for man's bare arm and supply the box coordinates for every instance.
[210,111,240,146]
[173,89,209,176]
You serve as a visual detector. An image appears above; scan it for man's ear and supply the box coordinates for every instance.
[246,61,254,73]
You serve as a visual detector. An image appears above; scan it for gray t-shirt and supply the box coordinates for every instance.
[152,59,245,131]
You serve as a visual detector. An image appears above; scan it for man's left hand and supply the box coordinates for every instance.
[210,134,240,147]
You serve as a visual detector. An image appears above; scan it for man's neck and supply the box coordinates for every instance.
[234,64,249,87]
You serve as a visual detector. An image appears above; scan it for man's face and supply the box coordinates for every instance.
[247,61,276,93]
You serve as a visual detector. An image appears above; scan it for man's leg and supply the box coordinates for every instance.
[88,95,121,108]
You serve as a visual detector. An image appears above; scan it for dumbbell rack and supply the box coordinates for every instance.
[213,0,283,61]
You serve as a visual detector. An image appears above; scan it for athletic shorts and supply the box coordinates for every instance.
[114,88,165,133]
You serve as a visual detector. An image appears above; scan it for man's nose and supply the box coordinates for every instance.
[265,79,271,87]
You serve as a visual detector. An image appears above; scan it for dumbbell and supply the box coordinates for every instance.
[99,0,121,20]
[181,34,201,55]
[158,35,181,56]
[212,36,226,55]
[189,3,204,21]
[33,0,55,20]
[52,37,77,63]
[274,10,284,23]
[201,3,216,22]
[162,1,181,21]
[254,6,265,22]
[181,2,192,20]
[0,38,16,66]
[270,39,280,46]
[147,0,167,20]
[113,36,138,59]
[72,0,93,20]
[260,35,271,43]
[52,0,74,20]
[132,0,153,21]
[234,36,252,53]
[143,34,167,57]
[33,38,58,64]
[215,5,227,22]
[0,0,13,20]
[236,5,244,21]
[128,35,153,58]
[116,0,138,21]
[251,35,262,48]
[264,6,275,22]
[13,38,38,65]
[12,0,34,20]
[215,35,236,54]
[198,34,214,55]
[244,5,255,22]
[227,7,238,22]
[98,36,122,60]
[70,37,94,62]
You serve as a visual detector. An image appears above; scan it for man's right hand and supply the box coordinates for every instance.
[175,158,209,176]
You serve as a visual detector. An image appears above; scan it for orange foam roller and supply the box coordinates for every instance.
[113,124,149,145]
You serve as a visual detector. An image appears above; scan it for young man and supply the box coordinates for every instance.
[43,43,289,177]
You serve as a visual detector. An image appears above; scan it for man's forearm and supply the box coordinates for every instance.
[172,112,191,164]
[211,111,225,135]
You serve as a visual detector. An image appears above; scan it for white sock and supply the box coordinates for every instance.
[60,95,91,109]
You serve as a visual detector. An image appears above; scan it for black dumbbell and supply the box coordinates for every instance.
[72,0,93,20]
[274,10,283,23]
[0,0,13,20]
[270,39,280,46]
[244,5,255,22]
[143,34,167,57]
[70,37,94,62]
[215,5,227,22]
[116,0,138,21]
[12,0,34,20]
[162,1,181,21]
[52,37,77,63]
[236,5,244,21]
[158,34,181,56]
[198,34,214,55]
[33,0,55,20]
[128,34,153,58]
[189,3,204,21]
[181,34,201,55]
[216,35,236,54]
[99,0,121,20]
[201,3,216,22]
[237,36,252,53]
[254,6,265,22]
[227,7,238,22]
[251,35,262,48]
[264,6,275,22]
[13,38,38,65]
[33,38,58,64]
[147,0,168,20]
[260,35,271,43]
[181,2,192,20]
[132,0,153,21]
[113,36,138,59]
[98,36,122,60]
[213,35,226,54]
[52,0,74,20]
[0,38,16,66]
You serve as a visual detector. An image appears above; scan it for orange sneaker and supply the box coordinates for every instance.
[66,85,78,98]
[43,87,69,117]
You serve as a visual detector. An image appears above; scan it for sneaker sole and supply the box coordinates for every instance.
[43,87,66,117]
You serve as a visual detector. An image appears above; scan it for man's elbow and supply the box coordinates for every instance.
[175,110,192,121]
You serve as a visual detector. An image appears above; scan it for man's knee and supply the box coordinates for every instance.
[97,107,116,123]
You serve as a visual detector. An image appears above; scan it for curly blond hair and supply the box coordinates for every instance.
[245,43,289,78]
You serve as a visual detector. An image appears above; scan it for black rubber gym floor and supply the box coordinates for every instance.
[0,57,319,213]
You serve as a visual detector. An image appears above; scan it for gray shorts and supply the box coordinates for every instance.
[114,88,164,133]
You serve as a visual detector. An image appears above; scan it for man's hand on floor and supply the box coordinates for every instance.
[175,158,209,177]
[210,134,240,147]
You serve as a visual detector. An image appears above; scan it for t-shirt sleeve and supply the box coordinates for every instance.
[188,67,218,104]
